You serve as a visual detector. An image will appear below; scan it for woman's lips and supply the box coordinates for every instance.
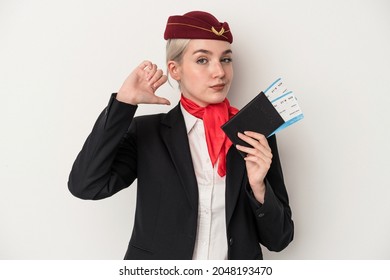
[210,84,225,91]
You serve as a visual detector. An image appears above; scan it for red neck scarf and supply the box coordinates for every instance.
[180,95,239,177]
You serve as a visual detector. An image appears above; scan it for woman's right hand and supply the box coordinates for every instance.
[116,60,170,105]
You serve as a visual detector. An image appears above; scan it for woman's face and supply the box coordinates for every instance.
[170,39,233,107]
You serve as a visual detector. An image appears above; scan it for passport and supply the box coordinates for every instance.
[222,78,304,157]
[221,91,285,157]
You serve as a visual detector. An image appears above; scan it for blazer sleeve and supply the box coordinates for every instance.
[246,135,294,252]
[68,93,138,200]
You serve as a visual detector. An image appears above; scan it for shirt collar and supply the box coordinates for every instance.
[180,103,201,134]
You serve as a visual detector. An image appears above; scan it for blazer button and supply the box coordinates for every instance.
[258,213,265,218]
[229,238,234,246]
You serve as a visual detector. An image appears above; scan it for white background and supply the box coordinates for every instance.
[1,0,389,260]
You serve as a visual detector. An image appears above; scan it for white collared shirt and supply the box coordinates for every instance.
[181,105,228,260]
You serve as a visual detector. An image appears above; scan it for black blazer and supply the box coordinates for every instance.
[68,93,294,260]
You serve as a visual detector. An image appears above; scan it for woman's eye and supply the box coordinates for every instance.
[221,57,233,63]
[196,58,208,64]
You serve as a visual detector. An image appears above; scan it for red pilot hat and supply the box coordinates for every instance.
[164,11,233,43]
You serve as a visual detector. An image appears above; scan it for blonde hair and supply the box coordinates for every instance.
[166,39,190,89]
[166,38,190,64]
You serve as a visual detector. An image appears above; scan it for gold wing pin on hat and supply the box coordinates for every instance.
[211,26,225,36]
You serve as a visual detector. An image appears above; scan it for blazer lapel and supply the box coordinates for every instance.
[225,146,246,227]
[160,104,198,210]
[160,104,246,223]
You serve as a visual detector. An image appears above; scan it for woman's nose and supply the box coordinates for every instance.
[211,61,225,78]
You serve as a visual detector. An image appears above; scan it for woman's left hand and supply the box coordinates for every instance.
[236,131,272,204]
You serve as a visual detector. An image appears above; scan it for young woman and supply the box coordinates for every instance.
[68,11,294,260]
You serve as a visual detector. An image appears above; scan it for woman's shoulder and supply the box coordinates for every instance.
[134,104,182,126]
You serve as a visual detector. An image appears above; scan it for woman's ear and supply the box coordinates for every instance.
[167,61,181,81]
